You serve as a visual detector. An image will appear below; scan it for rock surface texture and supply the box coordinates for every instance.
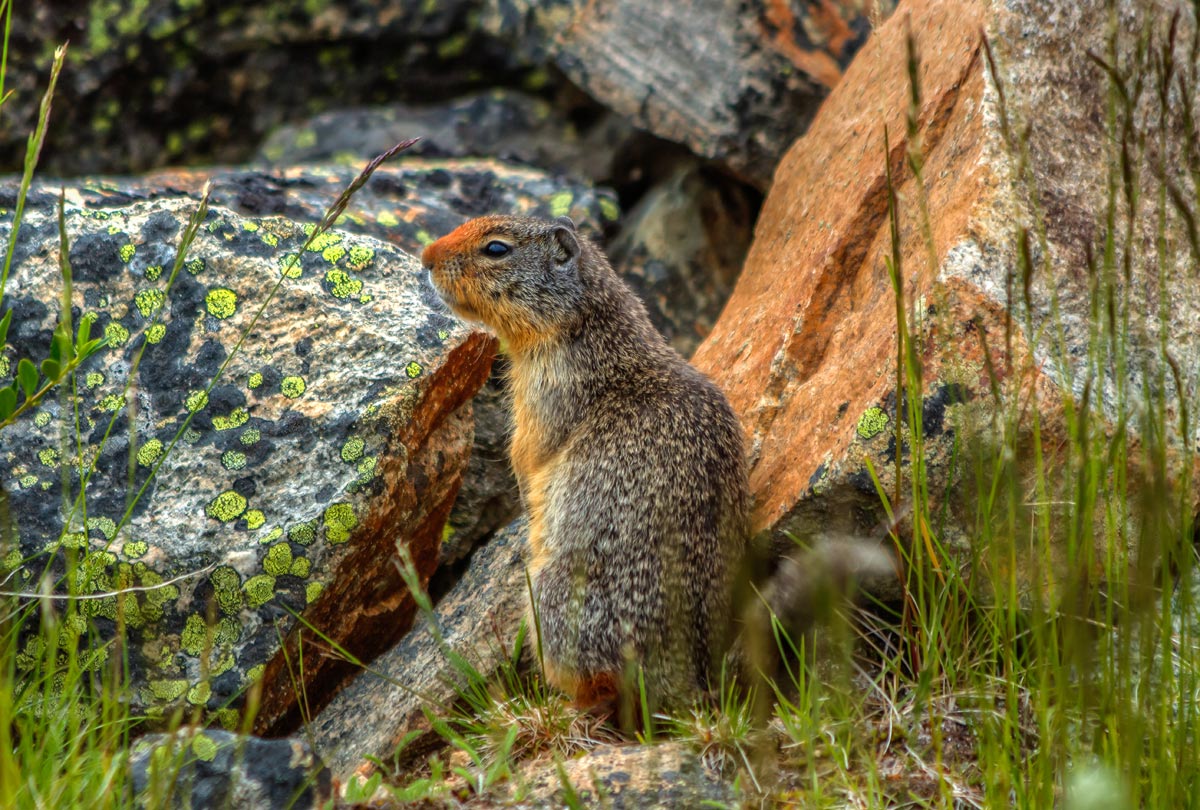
[129,730,329,809]
[0,186,495,734]
[692,0,1200,579]
[310,518,529,780]
[485,0,893,186]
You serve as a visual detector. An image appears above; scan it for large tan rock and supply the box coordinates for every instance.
[692,0,1200,572]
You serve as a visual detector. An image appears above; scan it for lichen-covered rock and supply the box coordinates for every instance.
[72,159,620,253]
[0,186,495,734]
[310,518,529,780]
[515,743,738,809]
[4,0,530,174]
[691,0,1200,582]
[480,0,894,186]
[256,89,646,189]
[129,729,329,809]
[608,162,759,357]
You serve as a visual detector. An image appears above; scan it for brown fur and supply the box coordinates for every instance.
[423,215,750,715]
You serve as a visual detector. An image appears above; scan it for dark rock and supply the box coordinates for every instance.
[129,729,329,809]
[608,161,759,357]
[3,0,529,175]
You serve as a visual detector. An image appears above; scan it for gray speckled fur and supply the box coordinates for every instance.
[425,215,749,708]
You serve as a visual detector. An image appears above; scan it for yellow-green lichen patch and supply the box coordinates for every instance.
[263,526,285,545]
[278,253,302,278]
[86,372,105,389]
[34,411,50,428]
[87,517,117,541]
[186,257,205,275]
[98,394,126,412]
[242,574,275,608]
[305,582,324,604]
[261,231,279,248]
[205,288,238,319]
[289,557,311,577]
[191,731,218,760]
[38,448,60,468]
[209,567,243,615]
[119,243,136,263]
[145,264,163,281]
[321,244,347,264]
[548,191,573,217]
[376,210,399,227]
[341,437,364,463]
[137,439,163,467]
[244,509,265,530]
[288,521,317,546]
[145,323,166,344]
[856,406,889,440]
[3,549,22,570]
[123,540,148,558]
[134,288,165,317]
[185,390,208,412]
[212,407,249,430]
[280,376,306,398]
[346,246,375,270]
[240,428,261,446]
[19,474,37,489]
[241,221,260,232]
[306,231,342,254]
[221,450,247,470]
[248,372,263,390]
[180,614,210,656]
[206,490,247,522]
[598,197,620,222]
[104,322,130,347]
[323,502,357,544]
[187,683,212,708]
[246,664,265,683]
[324,269,362,299]
[214,708,240,730]
[405,361,422,378]
[183,428,202,444]
[415,229,434,247]
[441,523,454,544]
[356,456,378,484]
[262,543,293,577]
[148,679,188,701]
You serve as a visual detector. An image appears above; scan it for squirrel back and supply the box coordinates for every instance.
[423,215,750,715]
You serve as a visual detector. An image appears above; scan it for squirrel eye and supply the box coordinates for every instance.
[483,240,510,257]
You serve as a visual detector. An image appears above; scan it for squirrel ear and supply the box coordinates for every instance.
[551,221,580,265]
[554,215,576,231]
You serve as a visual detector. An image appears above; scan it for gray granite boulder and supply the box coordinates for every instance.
[0,186,495,734]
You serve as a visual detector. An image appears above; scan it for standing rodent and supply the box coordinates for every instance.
[422,214,750,716]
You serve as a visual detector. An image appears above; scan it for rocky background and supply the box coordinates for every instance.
[3,0,1200,806]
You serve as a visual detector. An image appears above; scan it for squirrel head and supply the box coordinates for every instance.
[422,215,586,351]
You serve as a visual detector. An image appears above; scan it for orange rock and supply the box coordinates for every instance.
[693,0,1200,568]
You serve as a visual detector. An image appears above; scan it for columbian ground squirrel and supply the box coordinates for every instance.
[422,214,749,715]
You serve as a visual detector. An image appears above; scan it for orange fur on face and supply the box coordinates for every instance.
[422,217,558,353]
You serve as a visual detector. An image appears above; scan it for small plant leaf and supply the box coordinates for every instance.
[78,338,104,360]
[40,358,60,380]
[17,358,37,398]
[0,309,11,348]
[0,386,15,421]
[75,316,91,350]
